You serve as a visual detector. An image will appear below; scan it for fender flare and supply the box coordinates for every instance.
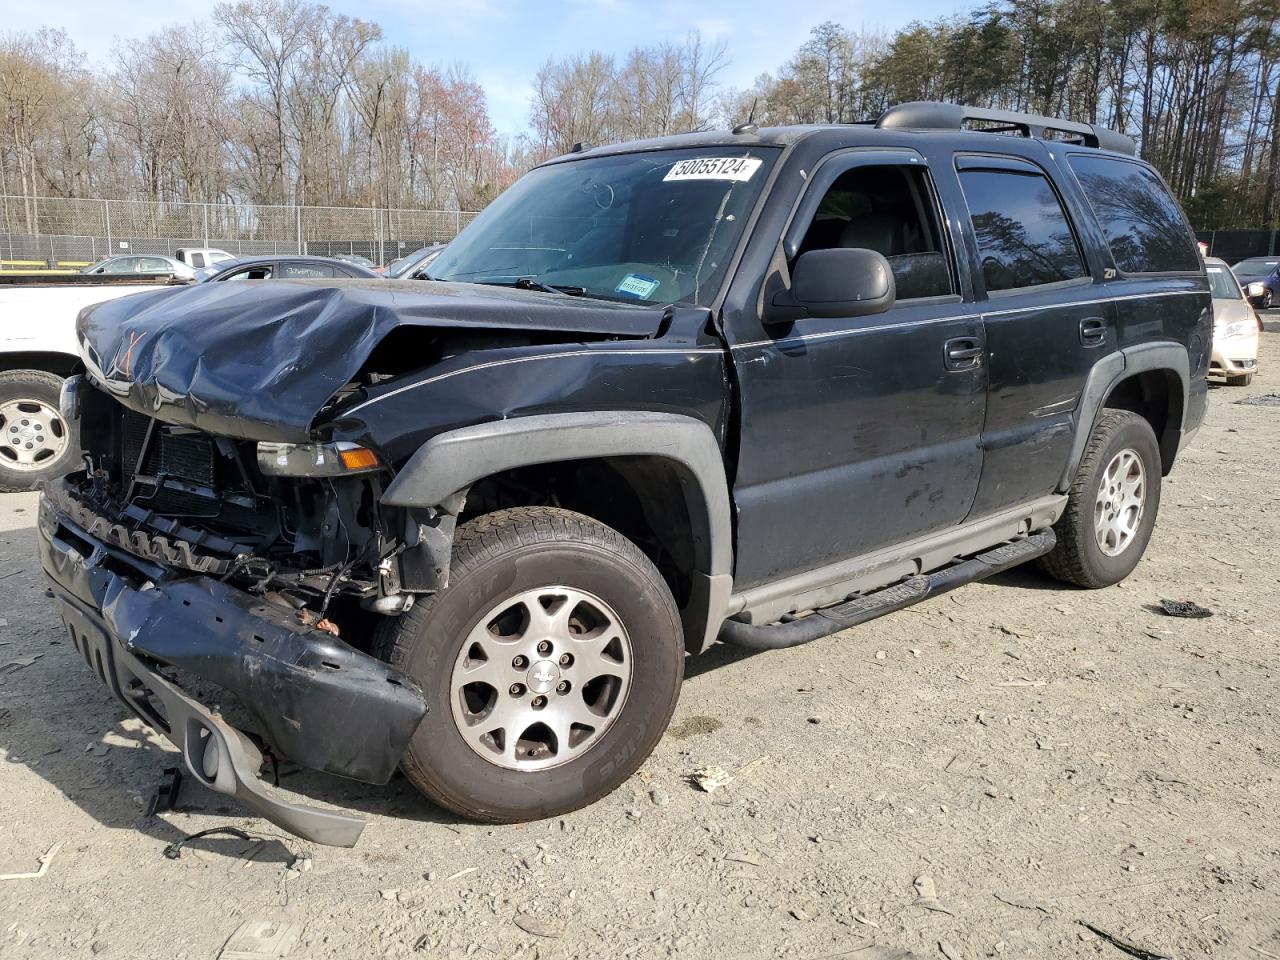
[382,411,735,654]
[1059,341,1190,491]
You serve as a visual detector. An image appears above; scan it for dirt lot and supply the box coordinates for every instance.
[2,331,1279,960]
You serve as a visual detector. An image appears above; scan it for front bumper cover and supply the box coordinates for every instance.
[38,488,428,846]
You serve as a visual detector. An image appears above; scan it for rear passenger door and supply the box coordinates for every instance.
[952,154,1107,517]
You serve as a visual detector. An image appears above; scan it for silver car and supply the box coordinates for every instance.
[81,255,197,280]
[1207,257,1260,386]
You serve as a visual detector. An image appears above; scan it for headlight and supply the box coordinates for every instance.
[256,441,384,476]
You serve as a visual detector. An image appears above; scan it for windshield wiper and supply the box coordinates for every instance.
[512,276,586,296]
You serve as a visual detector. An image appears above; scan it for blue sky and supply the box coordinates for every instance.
[11,0,966,134]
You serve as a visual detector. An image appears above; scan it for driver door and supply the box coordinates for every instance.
[726,149,987,591]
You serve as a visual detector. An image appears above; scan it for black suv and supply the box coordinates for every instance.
[40,102,1210,845]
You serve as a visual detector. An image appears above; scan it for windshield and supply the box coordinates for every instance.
[1206,264,1241,300]
[1232,258,1277,275]
[428,146,780,305]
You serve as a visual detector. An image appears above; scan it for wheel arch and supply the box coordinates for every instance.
[0,352,82,377]
[382,412,735,654]
[1060,342,1189,490]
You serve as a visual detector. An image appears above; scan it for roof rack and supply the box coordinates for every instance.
[876,101,1136,156]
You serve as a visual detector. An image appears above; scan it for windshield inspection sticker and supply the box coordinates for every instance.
[615,274,660,299]
[664,156,762,183]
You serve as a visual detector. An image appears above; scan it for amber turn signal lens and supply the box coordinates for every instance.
[338,446,380,471]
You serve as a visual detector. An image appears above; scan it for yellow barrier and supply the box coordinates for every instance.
[0,259,92,269]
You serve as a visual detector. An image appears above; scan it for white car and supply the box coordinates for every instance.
[1206,257,1260,386]
[173,247,236,270]
[0,277,186,490]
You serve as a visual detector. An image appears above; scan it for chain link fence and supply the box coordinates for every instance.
[0,195,479,266]
[1196,229,1279,263]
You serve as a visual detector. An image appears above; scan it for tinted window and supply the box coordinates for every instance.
[795,164,955,301]
[283,263,336,278]
[223,266,273,281]
[960,168,1085,291]
[102,258,136,274]
[1068,155,1199,273]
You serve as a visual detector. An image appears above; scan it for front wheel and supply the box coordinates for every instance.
[1038,410,1162,588]
[0,370,79,493]
[1263,290,1274,310]
[1226,372,1254,387]
[375,506,684,823]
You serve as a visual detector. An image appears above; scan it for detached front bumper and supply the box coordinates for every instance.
[37,487,428,846]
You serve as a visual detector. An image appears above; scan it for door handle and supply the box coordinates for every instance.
[944,337,983,371]
[1079,317,1107,346]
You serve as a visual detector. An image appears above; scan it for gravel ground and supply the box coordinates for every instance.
[2,330,1279,960]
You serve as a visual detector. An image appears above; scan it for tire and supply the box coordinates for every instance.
[1037,410,1162,589]
[1263,290,1273,310]
[0,369,79,493]
[1226,372,1254,387]
[374,506,684,823]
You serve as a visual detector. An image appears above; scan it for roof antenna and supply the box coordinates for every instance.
[733,98,759,136]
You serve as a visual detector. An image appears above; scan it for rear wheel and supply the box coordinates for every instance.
[0,370,78,492]
[1038,410,1161,588]
[375,506,684,823]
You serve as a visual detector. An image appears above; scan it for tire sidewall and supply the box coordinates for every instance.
[0,372,79,492]
[399,536,683,821]
[1076,415,1162,585]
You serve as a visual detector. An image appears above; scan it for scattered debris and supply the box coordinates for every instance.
[912,875,955,916]
[445,867,477,881]
[724,853,761,867]
[993,894,1052,916]
[807,716,822,725]
[0,841,63,881]
[737,755,770,776]
[219,919,302,960]
[689,766,734,792]
[163,826,254,860]
[145,767,183,816]
[379,889,399,901]
[513,915,564,938]
[995,678,1047,688]
[1,654,42,674]
[1157,599,1213,619]
[1249,947,1280,959]
[1077,921,1172,960]
[1234,393,1280,407]
[649,786,670,807]
[853,914,880,928]
[938,940,961,960]
[789,908,810,921]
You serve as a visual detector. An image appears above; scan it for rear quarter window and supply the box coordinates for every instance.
[1067,154,1200,274]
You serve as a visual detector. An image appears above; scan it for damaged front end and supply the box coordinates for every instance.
[38,384,428,846]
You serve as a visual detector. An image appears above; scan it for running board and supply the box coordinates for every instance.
[718,529,1057,651]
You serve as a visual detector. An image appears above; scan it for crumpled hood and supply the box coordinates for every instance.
[77,278,666,442]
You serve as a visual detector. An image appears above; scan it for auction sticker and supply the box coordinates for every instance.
[615,274,661,299]
[664,157,762,182]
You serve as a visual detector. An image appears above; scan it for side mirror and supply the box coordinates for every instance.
[1247,281,1266,299]
[767,247,896,322]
